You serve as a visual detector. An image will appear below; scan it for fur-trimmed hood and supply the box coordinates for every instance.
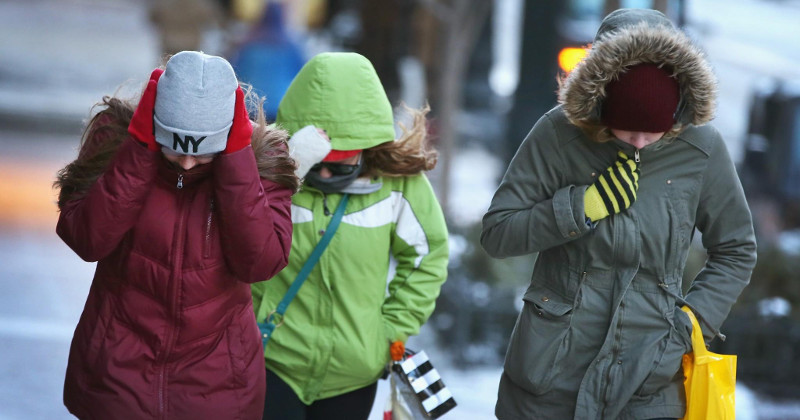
[558,9,717,131]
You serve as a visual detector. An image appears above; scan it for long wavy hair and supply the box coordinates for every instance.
[54,79,298,210]
[361,104,438,177]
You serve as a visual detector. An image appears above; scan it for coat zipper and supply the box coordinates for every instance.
[204,198,214,258]
[634,149,640,163]
[176,173,184,189]
[322,193,332,216]
[157,190,189,419]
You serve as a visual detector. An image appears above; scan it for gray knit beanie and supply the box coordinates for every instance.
[154,51,237,155]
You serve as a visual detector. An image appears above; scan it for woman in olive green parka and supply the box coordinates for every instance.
[252,52,449,419]
[481,9,756,420]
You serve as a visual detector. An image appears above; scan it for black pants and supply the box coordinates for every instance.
[262,368,378,420]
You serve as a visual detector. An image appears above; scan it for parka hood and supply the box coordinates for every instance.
[558,8,717,130]
[275,52,395,151]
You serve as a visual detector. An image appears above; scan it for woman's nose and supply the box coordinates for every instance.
[319,166,332,179]
[178,156,198,170]
[628,134,648,149]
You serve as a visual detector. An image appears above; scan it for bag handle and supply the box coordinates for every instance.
[258,194,350,344]
[681,306,709,358]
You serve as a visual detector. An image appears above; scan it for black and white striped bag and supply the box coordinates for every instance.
[387,350,457,419]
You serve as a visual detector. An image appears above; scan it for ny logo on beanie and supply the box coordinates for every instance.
[153,51,237,156]
[172,133,207,154]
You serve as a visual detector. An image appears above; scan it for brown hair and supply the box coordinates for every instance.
[245,85,301,191]
[54,96,133,209]
[54,83,299,209]
[361,104,438,177]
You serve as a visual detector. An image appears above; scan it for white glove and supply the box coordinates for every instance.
[288,125,332,178]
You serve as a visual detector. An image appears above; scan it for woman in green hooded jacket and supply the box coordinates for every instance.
[481,9,756,420]
[251,52,449,420]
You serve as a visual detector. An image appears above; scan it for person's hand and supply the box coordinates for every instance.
[128,68,164,151]
[223,86,253,154]
[287,125,332,178]
[584,151,640,222]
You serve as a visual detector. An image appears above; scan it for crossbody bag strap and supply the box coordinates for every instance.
[260,193,350,344]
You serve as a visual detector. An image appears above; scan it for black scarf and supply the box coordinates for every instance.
[304,160,364,193]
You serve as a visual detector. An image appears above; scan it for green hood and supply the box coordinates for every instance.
[275,52,395,151]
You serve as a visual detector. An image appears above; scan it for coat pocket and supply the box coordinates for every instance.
[503,286,573,395]
[634,322,688,396]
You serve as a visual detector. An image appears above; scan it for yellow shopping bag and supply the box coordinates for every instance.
[680,306,737,420]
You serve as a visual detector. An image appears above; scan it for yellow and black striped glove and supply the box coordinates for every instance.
[584,151,640,222]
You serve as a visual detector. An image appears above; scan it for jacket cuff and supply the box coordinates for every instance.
[553,185,592,240]
[383,320,405,343]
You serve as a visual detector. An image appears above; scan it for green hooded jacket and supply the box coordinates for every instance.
[251,52,449,404]
[482,10,756,420]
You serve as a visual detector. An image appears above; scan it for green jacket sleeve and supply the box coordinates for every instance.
[481,114,592,259]
[382,174,449,342]
[686,127,757,341]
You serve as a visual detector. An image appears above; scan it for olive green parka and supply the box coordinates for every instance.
[481,9,756,420]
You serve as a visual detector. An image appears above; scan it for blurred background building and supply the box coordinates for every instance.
[1,0,800,418]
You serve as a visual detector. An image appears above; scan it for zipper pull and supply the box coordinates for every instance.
[634,149,640,163]
[177,174,184,189]
[322,193,330,216]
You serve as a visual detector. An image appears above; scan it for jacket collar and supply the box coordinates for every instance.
[611,136,672,155]
[157,156,213,189]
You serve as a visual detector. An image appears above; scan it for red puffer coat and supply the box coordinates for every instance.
[57,128,292,419]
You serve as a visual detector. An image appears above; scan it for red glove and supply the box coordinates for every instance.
[223,86,253,154]
[128,68,164,151]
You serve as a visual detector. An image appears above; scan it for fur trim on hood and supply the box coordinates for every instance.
[558,9,717,136]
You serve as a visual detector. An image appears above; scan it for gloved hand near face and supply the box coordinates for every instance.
[128,68,165,151]
[584,151,640,222]
[288,125,332,178]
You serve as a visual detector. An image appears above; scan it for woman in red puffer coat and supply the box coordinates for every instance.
[54,51,298,419]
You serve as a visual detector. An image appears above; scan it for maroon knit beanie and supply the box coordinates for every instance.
[602,64,680,132]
